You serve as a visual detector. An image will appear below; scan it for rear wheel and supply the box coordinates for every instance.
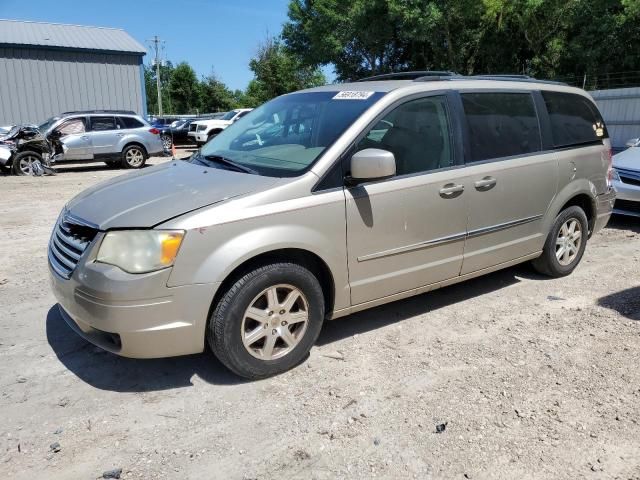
[12,151,42,176]
[208,263,325,379]
[532,206,588,277]
[121,145,147,169]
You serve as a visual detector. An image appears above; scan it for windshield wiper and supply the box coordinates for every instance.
[200,154,259,175]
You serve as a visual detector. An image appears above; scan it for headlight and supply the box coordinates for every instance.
[611,168,621,183]
[96,230,185,273]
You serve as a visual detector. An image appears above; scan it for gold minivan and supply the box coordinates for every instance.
[49,74,615,378]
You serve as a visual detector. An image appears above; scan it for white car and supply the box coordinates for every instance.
[612,138,640,217]
[188,109,253,145]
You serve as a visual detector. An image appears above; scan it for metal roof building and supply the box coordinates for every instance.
[0,19,147,125]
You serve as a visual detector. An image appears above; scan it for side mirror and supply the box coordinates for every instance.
[625,138,640,148]
[349,148,396,183]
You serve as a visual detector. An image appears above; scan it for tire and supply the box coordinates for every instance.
[161,134,172,150]
[532,206,588,277]
[11,151,42,176]
[208,263,325,379]
[121,145,147,169]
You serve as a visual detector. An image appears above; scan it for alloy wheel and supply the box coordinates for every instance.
[18,155,39,175]
[125,148,144,167]
[555,218,582,266]
[241,284,309,360]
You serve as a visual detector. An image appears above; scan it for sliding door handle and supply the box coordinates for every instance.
[474,176,497,191]
[439,183,464,198]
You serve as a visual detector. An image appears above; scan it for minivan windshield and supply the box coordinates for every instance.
[197,91,385,177]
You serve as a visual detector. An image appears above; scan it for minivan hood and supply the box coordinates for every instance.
[613,147,640,172]
[66,161,280,230]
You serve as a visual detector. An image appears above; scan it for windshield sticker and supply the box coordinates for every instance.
[333,91,375,100]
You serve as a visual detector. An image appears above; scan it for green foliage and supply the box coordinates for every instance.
[246,37,326,106]
[168,62,201,114]
[283,0,640,81]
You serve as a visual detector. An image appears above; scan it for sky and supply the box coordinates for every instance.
[0,0,329,91]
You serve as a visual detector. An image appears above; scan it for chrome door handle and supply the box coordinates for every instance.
[474,176,497,191]
[439,183,465,198]
[116,133,124,137]
[81,136,90,141]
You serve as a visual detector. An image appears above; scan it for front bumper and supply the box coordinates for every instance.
[593,188,616,233]
[612,178,640,217]
[49,248,219,359]
[194,133,208,144]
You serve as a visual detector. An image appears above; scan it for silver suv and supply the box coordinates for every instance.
[39,110,164,169]
[49,75,615,379]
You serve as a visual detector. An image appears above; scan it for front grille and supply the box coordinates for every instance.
[189,123,198,132]
[619,174,640,187]
[614,199,640,215]
[49,213,98,279]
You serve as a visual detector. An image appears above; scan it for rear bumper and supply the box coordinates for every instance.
[593,188,616,233]
[49,259,219,358]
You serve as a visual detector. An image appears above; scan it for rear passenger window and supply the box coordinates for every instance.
[119,116,144,129]
[462,92,541,162]
[90,117,117,131]
[542,91,607,148]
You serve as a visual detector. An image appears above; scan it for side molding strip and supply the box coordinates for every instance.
[357,214,543,262]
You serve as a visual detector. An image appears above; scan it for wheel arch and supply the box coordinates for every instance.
[209,248,336,321]
[122,142,148,157]
[545,179,598,237]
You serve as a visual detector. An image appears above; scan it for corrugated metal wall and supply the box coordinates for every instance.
[591,87,640,152]
[0,47,144,125]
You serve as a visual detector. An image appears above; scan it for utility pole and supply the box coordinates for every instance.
[149,35,164,117]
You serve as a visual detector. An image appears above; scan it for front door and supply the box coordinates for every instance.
[55,117,92,160]
[346,95,469,305]
[88,116,120,157]
[458,91,558,274]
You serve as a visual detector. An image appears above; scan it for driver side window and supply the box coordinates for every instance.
[56,118,86,136]
[357,96,453,176]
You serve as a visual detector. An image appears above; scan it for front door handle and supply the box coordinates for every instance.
[116,133,124,137]
[439,183,465,198]
[81,136,90,141]
[474,176,497,191]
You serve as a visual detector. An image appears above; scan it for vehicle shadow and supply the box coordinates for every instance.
[606,215,640,234]
[597,286,640,321]
[47,264,530,391]
[46,305,247,391]
[318,265,525,345]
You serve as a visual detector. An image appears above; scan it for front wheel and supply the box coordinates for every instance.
[532,206,588,277]
[12,151,42,176]
[208,263,325,379]
[161,134,172,150]
[121,145,147,169]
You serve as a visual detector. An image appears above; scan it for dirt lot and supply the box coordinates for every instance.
[1,152,639,479]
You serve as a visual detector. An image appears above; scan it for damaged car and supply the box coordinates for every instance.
[0,125,56,175]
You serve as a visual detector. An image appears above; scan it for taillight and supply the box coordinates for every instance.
[606,147,613,187]
[149,128,160,135]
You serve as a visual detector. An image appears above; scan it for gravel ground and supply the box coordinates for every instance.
[1,151,639,479]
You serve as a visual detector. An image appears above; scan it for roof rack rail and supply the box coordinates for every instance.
[462,75,568,86]
[61,109,138,115]
[356,71,458,82]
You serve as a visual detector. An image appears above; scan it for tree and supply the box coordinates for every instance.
[282,0,640,83]
[144,61,174,115]
[199,73,237,112]
[168,62,201,114]
[246,37,326,106]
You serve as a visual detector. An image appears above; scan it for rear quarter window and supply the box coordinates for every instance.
[119,116,144,129]
[542,91,607,148]
[461,92,542,162]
